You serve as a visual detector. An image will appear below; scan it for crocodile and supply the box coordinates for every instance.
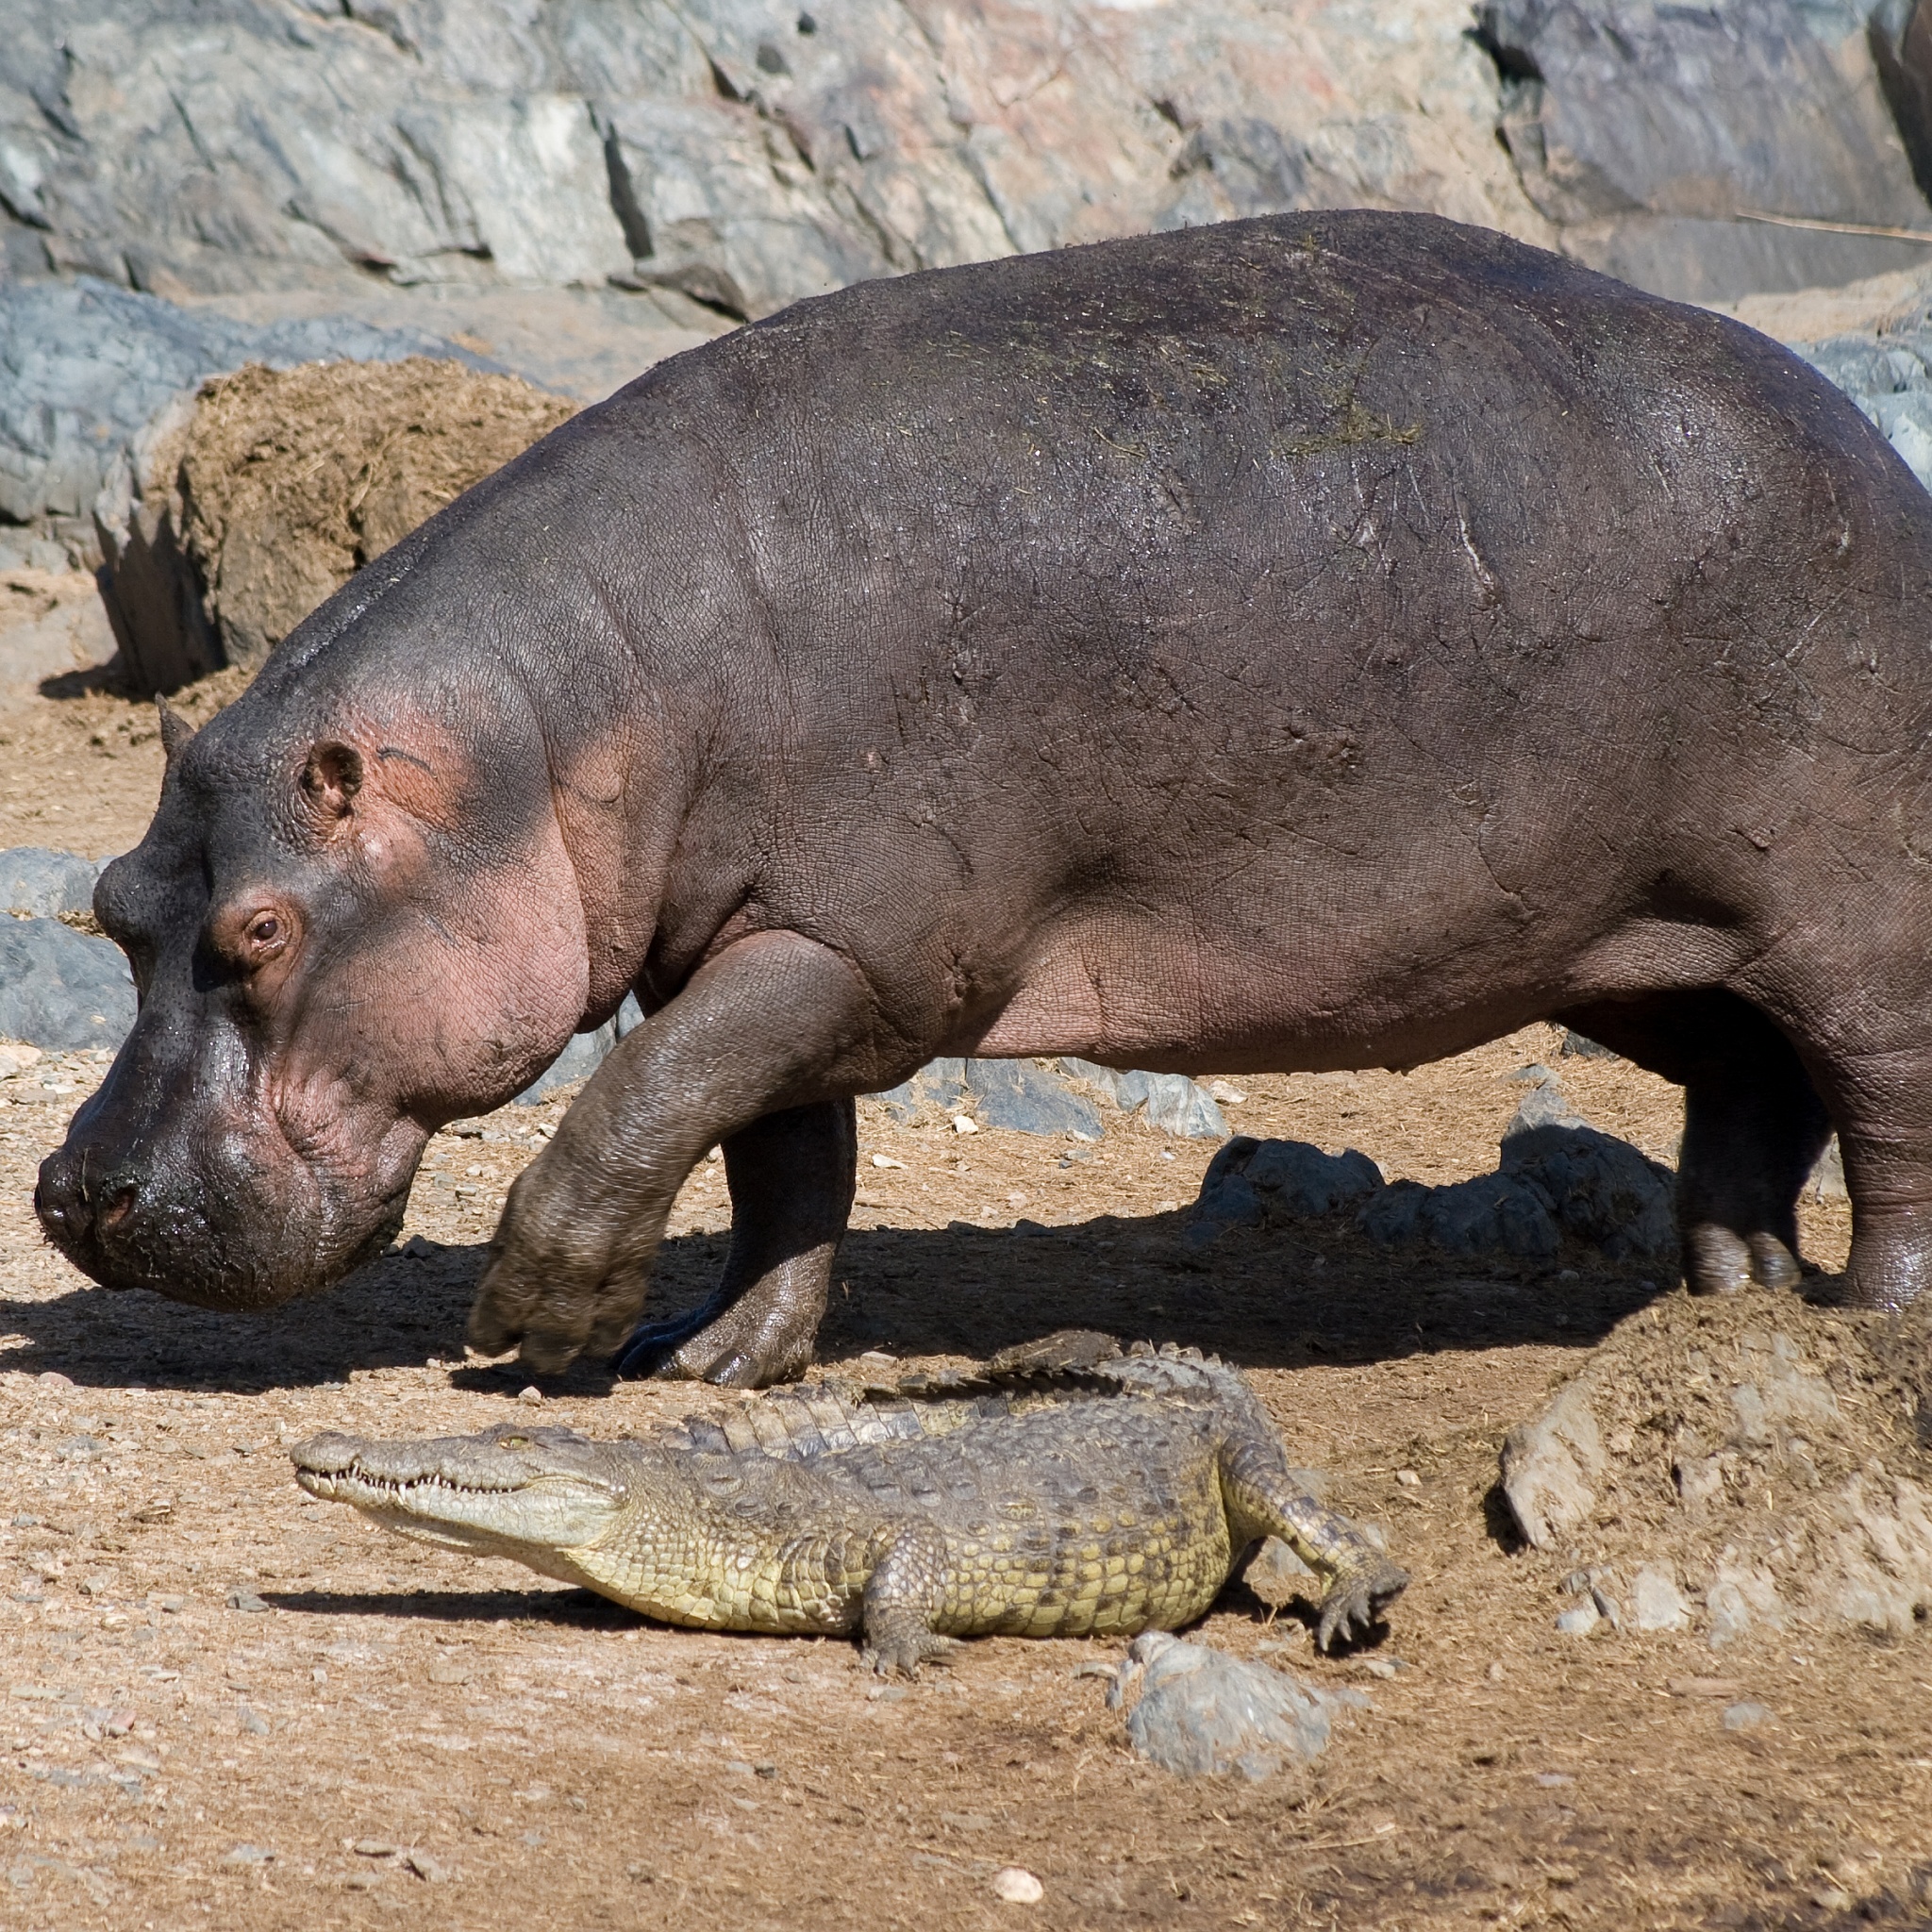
[291,1335,1407,1673]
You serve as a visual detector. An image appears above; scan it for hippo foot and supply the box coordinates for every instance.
[614,1289,822,1388]
[1684,1224,1802,1296]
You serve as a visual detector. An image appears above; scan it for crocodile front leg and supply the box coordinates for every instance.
[467,930,875,1378]
[1219,1440,1408,1652]
[860,1521,959,1677]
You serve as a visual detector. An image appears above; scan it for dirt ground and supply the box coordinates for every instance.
[0,664,1925,1932]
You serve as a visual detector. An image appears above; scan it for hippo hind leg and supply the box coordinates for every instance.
[1555,991,1830,1296]
[614,1098,858,1386]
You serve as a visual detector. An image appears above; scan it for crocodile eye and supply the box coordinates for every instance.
[498,1435,530,1450]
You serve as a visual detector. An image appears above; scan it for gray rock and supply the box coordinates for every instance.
[1107,1631,1363,1779]
[1798,330,1932,492]
[1558,1029,1617,1059]
[1061,1060,1229,1141]
[874,1058,968,1125]
[965,1058,1106,1140]
[1475,0,1932,301]
[1723,1700,1772,1730]
[874,1058,1107,1139]
[514,992,643,1104]
[1705,1579,1755,1647]
[1501,1380,1606,1549]
[1630,1562,1693,1633]
[0,848,96,918]
[1807,1133,1848,1202]
[0,277,498,534]
[0,0,1542,324]
[0,916,134,1050]
[1189,1135,1381,1243]
[1554,1599,1600,1636]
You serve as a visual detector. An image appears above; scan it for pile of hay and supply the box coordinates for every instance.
[1501,1288,1932,1645]
[101,358,575,688]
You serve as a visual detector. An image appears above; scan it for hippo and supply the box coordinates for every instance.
[34,211,1932,1386]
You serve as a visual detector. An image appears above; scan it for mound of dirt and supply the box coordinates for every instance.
[1501,1288,1932,1646]
[99,358,575,690]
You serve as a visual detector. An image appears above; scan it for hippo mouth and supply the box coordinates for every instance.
[36,1151,413,1310]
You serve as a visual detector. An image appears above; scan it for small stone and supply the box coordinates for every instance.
[1811,1889,1855,1912]
[1395,1469,1420,1488]
[224,1844,275,1866]
[866,1683,908,1703]
[403,1850,449,1883]
[991,1867,1044,1905]
[753,1762,777,1779]
[1723,1701,1771,1731]
[869,1152,906,1169]
[225,1589,270,1614]
[352,1840,397,1858]
[1705,1581,1753,1647]
[238,1705,269,1735]
[37,1372,73,1389]
[1631,1563,1692,1633]
[1555,1600,1600,1636]
[950,1114,978,1134]
[517,1386,543,1406]
[1110,1631,1353,1777]
[1486,1659,1506,1682]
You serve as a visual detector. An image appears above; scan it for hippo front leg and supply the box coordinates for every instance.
[466,931,874,1379]
[614,1098,858,1385]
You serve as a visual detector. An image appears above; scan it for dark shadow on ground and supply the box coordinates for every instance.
[0,1212,1740,1395]
[265,1584,641,1627]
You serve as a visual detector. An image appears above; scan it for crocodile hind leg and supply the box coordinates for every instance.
[1218,1438,1408,1652]
[859,1521,961,1678]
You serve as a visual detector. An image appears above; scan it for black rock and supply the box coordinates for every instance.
[1189,1135,1382,1243]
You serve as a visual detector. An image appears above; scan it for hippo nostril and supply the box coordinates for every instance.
[35,1151,143,1251]
[99,1185,138,1232]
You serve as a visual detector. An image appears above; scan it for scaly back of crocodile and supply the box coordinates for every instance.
[647,1333,1271,1468]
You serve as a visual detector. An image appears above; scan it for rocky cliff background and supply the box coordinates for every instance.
[10,0,1932,688]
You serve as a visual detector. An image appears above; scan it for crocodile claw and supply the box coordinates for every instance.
[861,1633,960,1680]
[1315,1557,1410,1653]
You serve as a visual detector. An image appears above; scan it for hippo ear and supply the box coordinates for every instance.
[157,696,194,764]
[299,741,364,824]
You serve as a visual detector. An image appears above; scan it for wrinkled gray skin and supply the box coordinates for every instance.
[35,212,1932,1384]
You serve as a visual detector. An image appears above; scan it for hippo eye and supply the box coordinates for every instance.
[249,916,280,947]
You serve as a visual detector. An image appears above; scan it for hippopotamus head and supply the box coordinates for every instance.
[34,649,596,1309]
